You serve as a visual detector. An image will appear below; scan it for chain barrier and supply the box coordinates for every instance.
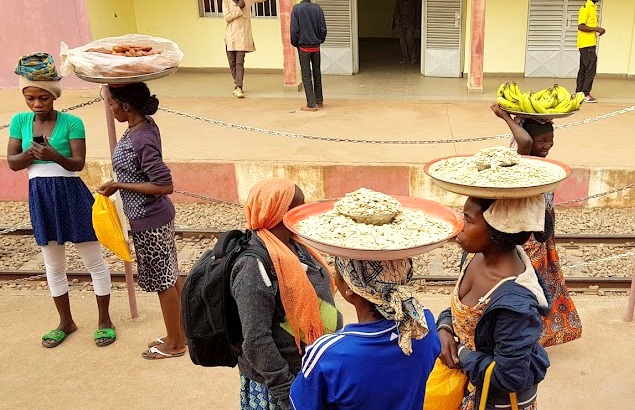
[0,97,103,131]
[561,251,635,270]
[0,222,31,236]
[173,189,242,207]
[159,106,510,144]
[158,104,635,145]
[555,183,635,207]
[2,97,634,145]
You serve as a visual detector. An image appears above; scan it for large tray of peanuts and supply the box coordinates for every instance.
[283,188,463,260]
[424,147,571,199]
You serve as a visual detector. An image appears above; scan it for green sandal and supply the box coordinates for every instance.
[94,328,117,347]
[42,329,70,348]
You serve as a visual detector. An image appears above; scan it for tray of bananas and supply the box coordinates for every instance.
[496,82,584,120]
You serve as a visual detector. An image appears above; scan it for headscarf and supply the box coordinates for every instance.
[245,178,335,349]
[19,76,61,100]
[15,53,62,99]
[334,257,429,355]
[483,195,546,233]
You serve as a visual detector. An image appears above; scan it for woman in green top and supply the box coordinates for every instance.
[6,53,115,348]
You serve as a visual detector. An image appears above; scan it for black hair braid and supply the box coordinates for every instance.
[108,82,159,116]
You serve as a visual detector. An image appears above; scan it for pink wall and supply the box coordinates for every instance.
[0,0,94,89]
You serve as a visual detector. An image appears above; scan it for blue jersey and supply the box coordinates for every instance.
[290,312,441,410]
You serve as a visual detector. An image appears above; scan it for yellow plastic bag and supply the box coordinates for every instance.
[92,194,132,262]
[423,358,468,410]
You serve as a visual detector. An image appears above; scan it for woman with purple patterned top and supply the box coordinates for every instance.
[98,82,186,360]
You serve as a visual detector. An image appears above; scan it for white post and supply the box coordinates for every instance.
[102,85,138,319]
[626,254,635,322]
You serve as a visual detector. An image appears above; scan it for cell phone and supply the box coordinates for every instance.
[33,135,45,145]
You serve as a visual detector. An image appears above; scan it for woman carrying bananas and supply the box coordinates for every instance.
[490,104,582,348]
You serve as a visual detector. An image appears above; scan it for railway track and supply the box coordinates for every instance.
[0,270,630,293]
[3,225,635,245]
[1,226,633,292]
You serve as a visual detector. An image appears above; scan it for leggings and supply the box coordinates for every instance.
[41,241,111,297]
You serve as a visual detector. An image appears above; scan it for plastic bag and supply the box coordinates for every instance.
[423,358,468,410]
[92,194,132,262]
[60,34,183,78]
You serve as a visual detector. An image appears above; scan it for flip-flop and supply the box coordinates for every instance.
[94,328,117,347]
[147,337,166,348]
[141,346,186,360]
[42,329,71,348]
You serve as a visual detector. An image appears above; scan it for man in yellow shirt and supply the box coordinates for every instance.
[576,0,605,103]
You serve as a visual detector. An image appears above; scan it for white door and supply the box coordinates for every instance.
[423,0,463,77]
[525,0,601,78]
[315,0,357,75]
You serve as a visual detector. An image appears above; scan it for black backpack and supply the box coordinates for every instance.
[181,229,273,367]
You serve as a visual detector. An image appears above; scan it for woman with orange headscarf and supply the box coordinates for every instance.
[231,178,342,410]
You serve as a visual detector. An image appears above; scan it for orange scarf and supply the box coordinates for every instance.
[245,178,335,349]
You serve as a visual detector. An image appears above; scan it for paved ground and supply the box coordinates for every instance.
[0,288,633,409]
[1,73,634,167]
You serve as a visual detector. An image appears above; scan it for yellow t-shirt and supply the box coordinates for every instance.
[577,0,598,49]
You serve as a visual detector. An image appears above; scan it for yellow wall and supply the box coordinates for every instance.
[85,0,137,39]
[629,7,635,75]
[132,0,283,69]
[597,0,635,75]
[483,0,528,73]
[358,0,398,38]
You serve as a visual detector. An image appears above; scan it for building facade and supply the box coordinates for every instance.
[85,0,635,79]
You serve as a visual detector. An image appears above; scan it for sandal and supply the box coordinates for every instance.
[147,337,166,348]
[141,346,186,360]
[94,328,117,347]
[42,329,72,348]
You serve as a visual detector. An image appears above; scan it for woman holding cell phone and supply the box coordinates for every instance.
[7,53,116,349]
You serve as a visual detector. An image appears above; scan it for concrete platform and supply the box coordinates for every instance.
[1,73,634,207]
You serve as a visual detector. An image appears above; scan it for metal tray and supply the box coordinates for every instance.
[424,155,571,199]
[75,66,178,84]
[283,196,463,260]
[501,108,578,120]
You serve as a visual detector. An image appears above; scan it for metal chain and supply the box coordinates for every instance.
[562,250,635,270]
[0,97,103,131]
[417,279,457,287]
[555,183,635,207]
[554,105,635,130]
[159,107,510,144]
[0,221,31,236]
[173,189,242,207]
[159,104,635,145]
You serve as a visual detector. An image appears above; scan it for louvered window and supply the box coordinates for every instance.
[425,0,460,50]
[315,0,352,48]
[423,0,462,77]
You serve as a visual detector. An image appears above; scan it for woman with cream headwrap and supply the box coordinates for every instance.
[289,257,441,410]
[7,53,115,348]
[436,195,551,410]
[231,178,342,410]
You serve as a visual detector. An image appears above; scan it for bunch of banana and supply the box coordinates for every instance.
[497,82,585,114]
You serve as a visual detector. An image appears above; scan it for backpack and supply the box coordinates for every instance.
[181,229,274,367]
